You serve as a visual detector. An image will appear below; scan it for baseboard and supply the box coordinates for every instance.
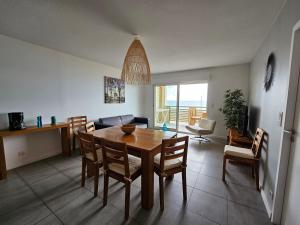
[261,188,273,219]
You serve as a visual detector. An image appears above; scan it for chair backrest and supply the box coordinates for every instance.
[159,136,189,171]
[199,119,216,132]
[101,139,130,178]
[251,128,265,158]
[78,131,98,162]
[200,112,208,119]
[85,121,95,133]
[70,116,87,134]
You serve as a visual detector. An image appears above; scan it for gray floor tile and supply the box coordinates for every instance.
[226,183,265,211]
[132,201,183,225]
[228,201,272,225]
[31,173,88,212]
[195,174,228,198]
[186,160,203,172]
[225,170,256,189]
[188,189,228,225]
[0,198,51,225]
[178,210,219,225]
[35,214,63,225]
[158,179,193,207]
[174,168,199,188]
[55,190,118,225]
[0,177,38,216]
[16,161,59,185]
[47,156,81,171]
[200,164,223,179]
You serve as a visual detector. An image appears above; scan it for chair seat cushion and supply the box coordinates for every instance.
[224,145,254,159]
[185,125,211,135]
[86,148,103,162]
[154,154,182,170]
[109,155,141,176]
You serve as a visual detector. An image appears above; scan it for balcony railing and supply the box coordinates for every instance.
[155,106,207,125]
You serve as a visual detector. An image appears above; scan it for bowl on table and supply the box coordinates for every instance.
[121,124,136,135]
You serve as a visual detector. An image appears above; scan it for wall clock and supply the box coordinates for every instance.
[264,53,275,91]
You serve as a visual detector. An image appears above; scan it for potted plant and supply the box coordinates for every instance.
[219,89,247,132]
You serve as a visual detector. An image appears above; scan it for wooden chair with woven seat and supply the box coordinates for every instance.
[154,135,189,211]
[85,121,96,133]
[70,116,87,152]
[222,128,266,191]
[101,139,142,220]
[78,131,103,197]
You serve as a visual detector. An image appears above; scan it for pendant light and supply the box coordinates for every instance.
[121,36,151,85]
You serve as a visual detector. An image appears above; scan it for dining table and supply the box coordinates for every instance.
[90,126,176,209]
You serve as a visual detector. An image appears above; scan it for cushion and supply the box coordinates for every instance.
[185,125,212,135]
[224,145,254,159]
[131,123,147,128]
[73,127,85,135]
[198,119,216,130]
[86,148,102,162]
[99,116,122,126]
[120,115,134,125]
[154,154,182,170]
[108,155,141,176]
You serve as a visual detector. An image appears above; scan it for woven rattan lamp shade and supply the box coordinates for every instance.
[121,38,151,85]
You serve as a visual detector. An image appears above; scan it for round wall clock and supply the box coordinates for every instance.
[264,53,275,91]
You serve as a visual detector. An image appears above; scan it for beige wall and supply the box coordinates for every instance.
[0,35,144,169]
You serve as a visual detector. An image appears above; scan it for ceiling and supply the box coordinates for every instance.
[0,0,285,74]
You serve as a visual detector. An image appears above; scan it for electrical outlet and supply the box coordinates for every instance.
[18,151,26,158]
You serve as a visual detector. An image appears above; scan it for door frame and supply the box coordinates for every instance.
[272,19,300,224]
[153,81,208,133]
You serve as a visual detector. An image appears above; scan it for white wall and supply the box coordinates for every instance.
[248,0,300,217]
[143,64,250,138]
[0,35,144,169]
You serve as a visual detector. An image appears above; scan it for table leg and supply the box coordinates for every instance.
[61,127,71,156]
[141,151,154,209]
[0,137,7,180]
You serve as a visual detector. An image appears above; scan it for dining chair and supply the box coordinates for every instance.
[70,116,87,152]
[222,128,265,191]
[101,139,142,220]
[85,121,96,133]
[78,131,103,197]
[154,135,189,210]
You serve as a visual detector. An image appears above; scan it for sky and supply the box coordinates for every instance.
[165,83,208,103]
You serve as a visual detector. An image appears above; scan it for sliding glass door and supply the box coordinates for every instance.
[154,85,178,130]
[154,83,208,133]
[178,83,208,132]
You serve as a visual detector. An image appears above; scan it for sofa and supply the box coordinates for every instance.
[94,114,148,130]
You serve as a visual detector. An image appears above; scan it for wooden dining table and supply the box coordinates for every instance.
[90,126,176,209]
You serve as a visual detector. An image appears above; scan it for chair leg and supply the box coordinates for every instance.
[182,169,187,201]
[72,135,76,152]
[252,165,255,178]
[94,165,99,197]
[222,156,227,182]
[125,181,131,220]
[222,156,226,182]
[81,158,86,187]
[103,172,109,207]
[159,176,164,211]
[255,163,260,191]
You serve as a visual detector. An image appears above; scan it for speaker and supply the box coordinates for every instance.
[8,112,26,131]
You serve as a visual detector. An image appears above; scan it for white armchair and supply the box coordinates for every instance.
[185,119,216,142]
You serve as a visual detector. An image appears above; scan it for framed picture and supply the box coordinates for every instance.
[104,76,125,103]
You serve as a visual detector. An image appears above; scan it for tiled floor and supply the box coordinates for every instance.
[0,137,272,225]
